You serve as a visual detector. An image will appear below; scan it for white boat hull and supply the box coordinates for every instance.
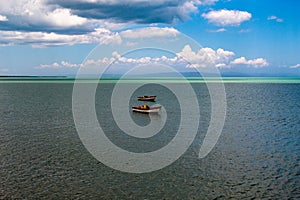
[137,96,156,101]
[132,106,161,113]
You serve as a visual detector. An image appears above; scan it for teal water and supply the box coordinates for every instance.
[0,82,299,199]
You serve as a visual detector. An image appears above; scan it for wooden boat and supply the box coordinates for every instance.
[132,105,161,113]
[137,95,156,101]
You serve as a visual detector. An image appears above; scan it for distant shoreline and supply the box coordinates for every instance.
[1,76,300,83]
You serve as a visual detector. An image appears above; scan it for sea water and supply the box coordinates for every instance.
[0,81,299,199]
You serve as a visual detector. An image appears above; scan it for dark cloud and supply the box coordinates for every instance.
[0,16,94,35]
[0,0,206,35]
[47,0,198,24]
[0,0,209,46]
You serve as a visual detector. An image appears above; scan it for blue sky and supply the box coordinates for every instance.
[0,0,299,76]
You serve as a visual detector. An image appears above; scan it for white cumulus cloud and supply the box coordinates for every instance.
[0,26,182,47]
[0,28,122,47]
[37,61,83,69]
[37,45,269,71]
[177,45,235,68]
[202,9,252,26]
[120,27,180,39]
[208,28,226,32]
[289,64,300,69]
[37,45,241,70]
[0,14,8,21]
[267,15,283,23]
[44,8,87,27]
[0,0,89,29]
[231,57,269,68]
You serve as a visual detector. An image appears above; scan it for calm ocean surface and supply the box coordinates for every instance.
[0,82,299,199]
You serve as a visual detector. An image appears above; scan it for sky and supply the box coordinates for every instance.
[0,0,299,77]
